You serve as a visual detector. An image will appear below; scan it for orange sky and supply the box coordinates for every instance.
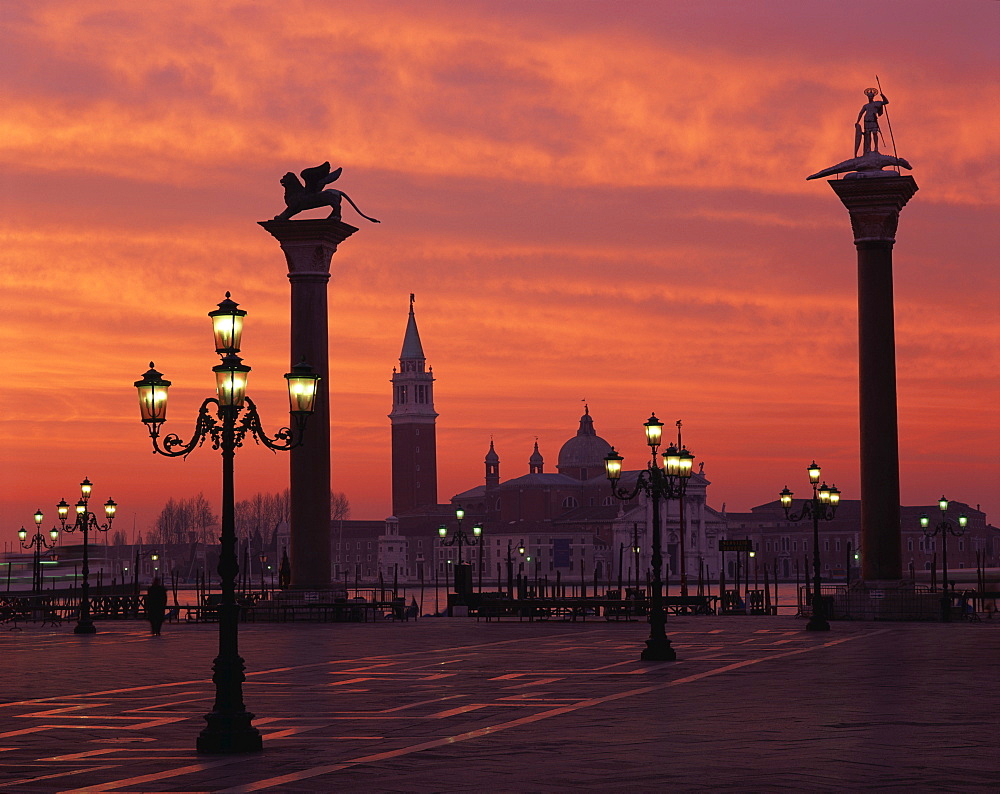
[2,0,998,543]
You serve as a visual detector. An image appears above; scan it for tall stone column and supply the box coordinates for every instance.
[258,218,358,589]
[829,176,917,583]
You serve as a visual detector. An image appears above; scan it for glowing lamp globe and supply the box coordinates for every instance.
[807,461,821,484]
[134,363,171,425]
[643,414,663,449]
[209,292,246,355]
[284,359,320,414]
[213,354,251,407]
[604,449,624,482]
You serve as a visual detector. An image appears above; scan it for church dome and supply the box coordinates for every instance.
[557,406,612,479]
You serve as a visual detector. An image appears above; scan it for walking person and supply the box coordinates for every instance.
[146,577,168,636]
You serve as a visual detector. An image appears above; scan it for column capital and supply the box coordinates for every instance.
[258,219,359,277]
[829,176,918,244]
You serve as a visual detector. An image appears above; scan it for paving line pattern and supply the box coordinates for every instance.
[0,626,877,792]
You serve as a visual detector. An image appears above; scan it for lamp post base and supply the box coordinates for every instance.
[806,615,831,631]
[196,712,263,754]
[73,620,97,635]
[641,636,677,661]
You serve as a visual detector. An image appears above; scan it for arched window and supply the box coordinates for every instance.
[562,496,579,509]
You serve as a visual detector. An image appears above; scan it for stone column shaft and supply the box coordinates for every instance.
[259,219,358,590]
[830,176,917,583]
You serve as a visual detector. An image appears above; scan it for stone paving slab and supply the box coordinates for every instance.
[1,616,998,792]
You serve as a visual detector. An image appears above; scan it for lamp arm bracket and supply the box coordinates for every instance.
[62,512,113,535]
[610,473,647,503]
[240,397,302,452]
[150,398,219,458]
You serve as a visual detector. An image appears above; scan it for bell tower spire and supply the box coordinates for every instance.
[389,295,438,515]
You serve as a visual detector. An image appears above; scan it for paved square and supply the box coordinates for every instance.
[2,616,998,791]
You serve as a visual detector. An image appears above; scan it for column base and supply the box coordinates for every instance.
[73,620,97,635]
[641,636,677,662]
[196,711,263,754]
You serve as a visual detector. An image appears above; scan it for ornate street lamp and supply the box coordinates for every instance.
[51,478,117,634]
[438,507,482,604]
[135,293,319,755]
[18,510,59,593]
[604,413,694,661]
[779,461,841,631]
[920,496,967,620]
[134,549,160,592]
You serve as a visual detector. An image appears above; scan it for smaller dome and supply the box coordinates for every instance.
[529,440,544,474]
[485,439,499,463]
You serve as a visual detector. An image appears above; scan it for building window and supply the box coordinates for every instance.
[562,496,579,509]
[415,428,420,436]
[908,539,913,551]
[835,540,841,552]
[603,497,613,506]
[824,540,830,552]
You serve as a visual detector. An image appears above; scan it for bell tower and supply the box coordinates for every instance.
[389,295,438,515]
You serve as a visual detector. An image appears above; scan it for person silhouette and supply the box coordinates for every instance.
[146,577,168,636]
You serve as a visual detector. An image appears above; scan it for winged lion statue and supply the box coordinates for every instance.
[273,162,380,223]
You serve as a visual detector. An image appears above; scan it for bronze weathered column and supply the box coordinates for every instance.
[259,218,357,589]
[829,176,917,583]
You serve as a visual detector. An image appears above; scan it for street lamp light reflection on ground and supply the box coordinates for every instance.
[54,478,117,634]
[920,496,967,620]
[135,293,319,755]
[604,414,694,662]
[779,461,841,632]
[18,512,59,593]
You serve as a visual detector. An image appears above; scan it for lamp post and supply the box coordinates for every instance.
[675,420,692,597]
[18,511,59,593]
[438,508,482,604]
[134,549,160,592]
[604,414,694,661]
[505,539,524,597]
[920,496,967,620]
[134,292,319,755]
[631,523,641,594]
[55,479,117,634]
[779,461,841,632]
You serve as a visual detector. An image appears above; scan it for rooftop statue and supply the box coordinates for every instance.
[807,86,912,181]
[274,162,380,223]
[855,87,889,156]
